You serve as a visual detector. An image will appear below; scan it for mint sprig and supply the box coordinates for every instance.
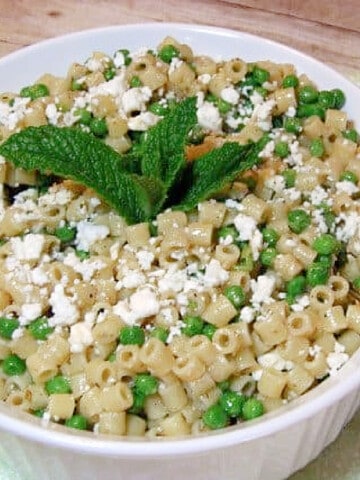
[141,96,197,188]
[0,98,269,224]
[0,126,165,224]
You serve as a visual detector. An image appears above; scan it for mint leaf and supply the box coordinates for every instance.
[0,125,165,224]
[176,135,269,211]
[141,97,197,189]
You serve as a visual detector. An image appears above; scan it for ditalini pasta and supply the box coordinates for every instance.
[0,36,359,437]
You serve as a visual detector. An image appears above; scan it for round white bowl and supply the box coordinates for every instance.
[0,23,360,480]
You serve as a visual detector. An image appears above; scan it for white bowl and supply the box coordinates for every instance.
[0,23,360,480]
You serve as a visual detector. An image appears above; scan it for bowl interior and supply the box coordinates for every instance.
[0,22,360,458]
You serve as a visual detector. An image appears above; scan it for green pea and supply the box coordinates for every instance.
[116,49,132,66]
[219,391,246,417]
[205,93,217,103]
[342,129,359,143]
[103,68,116,81]
[217,225,238,243]
[297,103,325,120]
[286,275,306,299]
[202,403,229,430]
[28,317,54,341]
[306,262,329,287]
[148,101,168,116]
[316,254,333,269]
[272,115,284,129]
[235,244,254,272]
[119,326,145,346]
[128,390,146,415]
[2,354,26,376]
[74,108,92,125]
[71,79,85,91]
[298,86,318,104]
[260,247,277,267]
[0,317,20,339]
[107,351,116,362]
[281,169,296,188]
[352,277,360,290]
[217,380,231,392]
[261,227,279,247]
[217,98,232,114]
[322,207,336,229]
[202,323,217,340]
[331,88,346,109]
[134,373,159,396]
[312,234,339,255]
[182,316,204,337]
[224,285,246,308]
[89,117,108,137]
[45,375,72,395]
[241,397,264,420]
[339,170,358,184]
[130,75,142,87]
[309,138,325,157]
[282,74,299,88]
[318,90,335,109]
[254,86,267,97]
[284,117,302,134]
[54,224,76,243]
[65,415,88,430]
[158,44,180,64]
[288,209,311,234]
[187,124,205,145]
[150,326,168,343]
[274,141,290,158]
[20,83,50,100]
[33,408,45,418]
[75,249,90,261]
[252,66,270,85]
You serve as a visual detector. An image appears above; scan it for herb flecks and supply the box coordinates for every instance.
[0,98,268,224]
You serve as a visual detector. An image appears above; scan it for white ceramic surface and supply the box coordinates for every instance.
[0,22,360,480]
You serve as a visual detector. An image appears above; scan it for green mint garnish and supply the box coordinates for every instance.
[141,96,197,188]
[0,97,269,224]
[175,134,269,211]
[0,125,165,225]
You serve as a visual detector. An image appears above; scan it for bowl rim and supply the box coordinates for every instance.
[0,21,360,458]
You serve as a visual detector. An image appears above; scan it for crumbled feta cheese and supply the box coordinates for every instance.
[336,180,359,195]
[75,221,110,251]
[11,234,45,261]
[121,86,152,114]
[233,213,257,241]
[136,250,155,270]
[198,73,212,85]
[202,259,229,287]
[19,303,43,324]
[0,97,31,130]
[196,102,222,132]
[310,186,330,206]
[220,86,240,105]
[121,269,146,289]
[69,322,93,353]
[49,284,79,326]
[168,57,183,75]
[240,306,256,323]
[250,272,277,308]
[291,294,310,312]
[127,111,160,130]
[45,103,61,125]
[113,287,160,325]
[258,351,293,371]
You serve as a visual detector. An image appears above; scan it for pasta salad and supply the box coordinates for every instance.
[0,36,359,437]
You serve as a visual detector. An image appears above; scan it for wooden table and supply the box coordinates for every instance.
[1,1,360,479]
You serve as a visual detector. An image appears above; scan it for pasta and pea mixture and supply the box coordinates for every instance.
[0,36,360,437]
